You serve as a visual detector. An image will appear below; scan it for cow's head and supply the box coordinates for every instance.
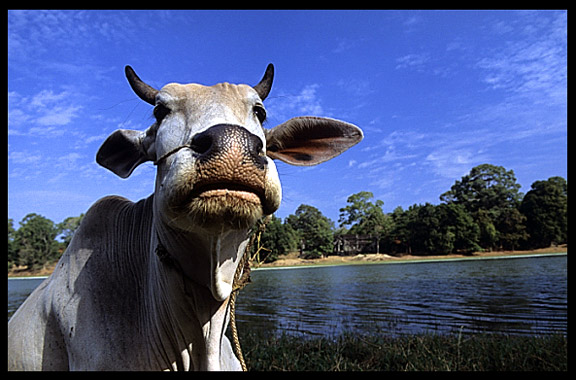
[97,64,363,234]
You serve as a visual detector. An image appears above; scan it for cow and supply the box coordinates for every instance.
[8,64,363,371]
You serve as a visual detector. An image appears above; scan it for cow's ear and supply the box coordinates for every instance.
[265,116,363,166]
[96,128,155,178]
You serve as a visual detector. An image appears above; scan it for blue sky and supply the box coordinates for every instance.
[8,10,567,227]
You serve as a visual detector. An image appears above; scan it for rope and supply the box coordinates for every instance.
[153,145,191,165]
[229,215,271,371]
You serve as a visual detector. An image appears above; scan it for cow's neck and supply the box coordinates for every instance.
[144,211,249,370]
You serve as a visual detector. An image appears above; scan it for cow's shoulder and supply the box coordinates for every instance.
[81,195,135,231]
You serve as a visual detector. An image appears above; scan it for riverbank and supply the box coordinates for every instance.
[254,245,567,270]
[8,263,58,278]
[241,330,567,371]
[8,245,567,278]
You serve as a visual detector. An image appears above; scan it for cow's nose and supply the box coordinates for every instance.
[191,124,267,170]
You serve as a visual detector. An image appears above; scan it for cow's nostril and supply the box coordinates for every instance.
[191,124,267,169]
[190,132,213,155]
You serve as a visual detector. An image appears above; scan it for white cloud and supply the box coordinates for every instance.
[8,150,42,165]
[30,89,70,109]
[57,152,84,169]
[28,126,66,137]
[267,84,325,121]
[8,89,82,131]
[333,38,355,54]
[8,10,138,63]
[425,149,488,179]
[357,147,417,171]
[336,78,373,98]
[36,104,82,126]
[395,53,430,70]
[8,109,31,129]
[297,85,323,115]
[475,12,566,105]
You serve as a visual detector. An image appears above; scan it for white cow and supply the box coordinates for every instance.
[8,64,363,371]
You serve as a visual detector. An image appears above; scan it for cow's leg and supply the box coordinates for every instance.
[8,285,69,371]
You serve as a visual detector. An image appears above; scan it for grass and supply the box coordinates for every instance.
[239,330,567,371]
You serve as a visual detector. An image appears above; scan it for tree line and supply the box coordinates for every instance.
[257,164,567,262]
[8,214,84,271]
[8,164,567,271]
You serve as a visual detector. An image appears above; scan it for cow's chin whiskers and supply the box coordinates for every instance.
[184,193,264,232]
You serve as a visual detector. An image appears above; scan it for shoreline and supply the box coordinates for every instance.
[253,252,567,271]
[252,246,567,271]
[8,246,567,279]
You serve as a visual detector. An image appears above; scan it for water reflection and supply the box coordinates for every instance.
[236,255,567,337]
[7,277,46,320]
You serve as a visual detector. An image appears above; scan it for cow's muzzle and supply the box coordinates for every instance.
[180,124,274,229]
[192,124,267,168]
[192,124,268,199]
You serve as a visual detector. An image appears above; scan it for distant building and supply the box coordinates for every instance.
[333,234,380,255]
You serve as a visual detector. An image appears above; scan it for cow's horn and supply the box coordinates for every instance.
[253,63,274,101]
[125,66,158,105]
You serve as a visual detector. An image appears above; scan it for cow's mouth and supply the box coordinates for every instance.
[191,182,264,205]
[184,181,266,230]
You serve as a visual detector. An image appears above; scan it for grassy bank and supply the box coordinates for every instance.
[256,245,567,270]
[240,331,567,371]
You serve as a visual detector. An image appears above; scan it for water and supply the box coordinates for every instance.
[8,277,46,320]
[235,254,567,337]
[8,255,567,337]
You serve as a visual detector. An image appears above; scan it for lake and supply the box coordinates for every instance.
[8,254,567,338]
[8,277,46,320]
[235,254,567,337]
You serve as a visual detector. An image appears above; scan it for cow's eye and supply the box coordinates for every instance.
[253,105,267,124]
[154,104,170,122]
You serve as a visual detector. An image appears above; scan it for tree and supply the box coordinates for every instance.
[389,205,417,255]
[436,203,481,254]
[440,164,523,213]
[14,213,60,270]
[286,204,334,259]
[389,203,445,255]
[389,203,480,256]
[58,213,85,247]
[475,209,499,251]
[339,192,380,232]
[255,215,299,262]
[339,191,391,234]
[520,176,567,248]
[8,219,17,270]
[407,203,440,255]
[338,191,392,253]
[495,207,528,250]
[441,164,525,251]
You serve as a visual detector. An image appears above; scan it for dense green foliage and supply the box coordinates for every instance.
[520,176,568,249]
[254,215,298,263]
[285,205,334,258]
[440,164,528,251]
[8,213,84,271]
[9,214,60,270]
[255,165,566,259]
[7,164,567,270]
[256,164,566,259]
[241,330,567,371]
